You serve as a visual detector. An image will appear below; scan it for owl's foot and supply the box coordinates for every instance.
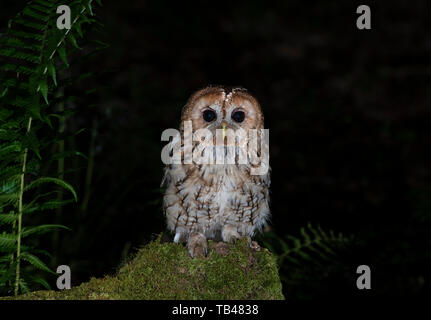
[222,225,241,243]
[187,232,208,258]
[174,231,186,243]
[244,236,261,251]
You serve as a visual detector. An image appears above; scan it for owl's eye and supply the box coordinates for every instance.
[231,110,245,123]
[203,109,217,122]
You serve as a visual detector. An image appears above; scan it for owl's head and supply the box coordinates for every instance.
[180,86,264,134]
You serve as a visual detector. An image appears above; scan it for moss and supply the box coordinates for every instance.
[2,236,284,300]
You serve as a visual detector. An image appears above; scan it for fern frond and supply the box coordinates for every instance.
[14,17,47,31]
[24,177,77,201]
[265,223,353,267]
[24,199,74,214]
[1,64,36,75]
[24,273,51,290]
[0,0,103,295]
[3,37,42,53]
[0,213,18,225]
[22,7,50,22]
[20,252,54,274]
[0,142,21,156]
[0,262,16,285]
[0,193,19,204]
[0,254,13,263]
[0,233,16,252]
[0,48,39,64]
[7,29,44,41]
[18,278,29,293]
[21,224,70,238]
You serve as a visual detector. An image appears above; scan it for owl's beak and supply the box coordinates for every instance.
[221,122,227,140]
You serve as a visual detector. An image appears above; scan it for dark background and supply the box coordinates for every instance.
[1,0,430,299]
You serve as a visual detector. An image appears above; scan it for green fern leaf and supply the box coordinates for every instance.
[14,17,47,31]
[0,262,16,285]
[24,177,78,201]
[270,223,352,267]
[4,37,42,52]
[0,233,16,252]
[0,192,19,203]
[0,48,39,64]
[57,46,69,67]
[47,61,57,86]
[0,141,21,155]
[18,278,30,293]
[1,63,36,75]
[22,7,50,22]
[0,254,13,263]
[7,29,44,41]
[26,274,51,290]
[24,198,74,214]
[20,252,54,274]
[0,213,18,225]
[39,79,49,104]
[21,224,70,238]
[32,0,55,9]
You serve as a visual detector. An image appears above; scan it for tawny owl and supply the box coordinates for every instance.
[161,86,270,257]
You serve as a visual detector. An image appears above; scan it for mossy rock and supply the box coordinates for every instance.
[3,236,284,300]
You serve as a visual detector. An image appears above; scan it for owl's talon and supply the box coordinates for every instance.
[250,240,261,251]
[187,232,208,258]
[222,225,241,243]
[242,236,259,250]
[174,232,182,243]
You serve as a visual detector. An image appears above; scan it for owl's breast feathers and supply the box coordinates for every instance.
[162,162,270,240]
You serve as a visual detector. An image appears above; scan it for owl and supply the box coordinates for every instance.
[161,86,270,257]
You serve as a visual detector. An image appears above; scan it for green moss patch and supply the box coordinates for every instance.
[3,236,284,300]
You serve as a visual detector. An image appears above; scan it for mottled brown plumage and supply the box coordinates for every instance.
[162,86,270,257]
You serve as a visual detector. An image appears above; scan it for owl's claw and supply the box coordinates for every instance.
[187,232,208,258]
[174,232,182,243]
[222,225,241,243]
[247,238,261,251]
